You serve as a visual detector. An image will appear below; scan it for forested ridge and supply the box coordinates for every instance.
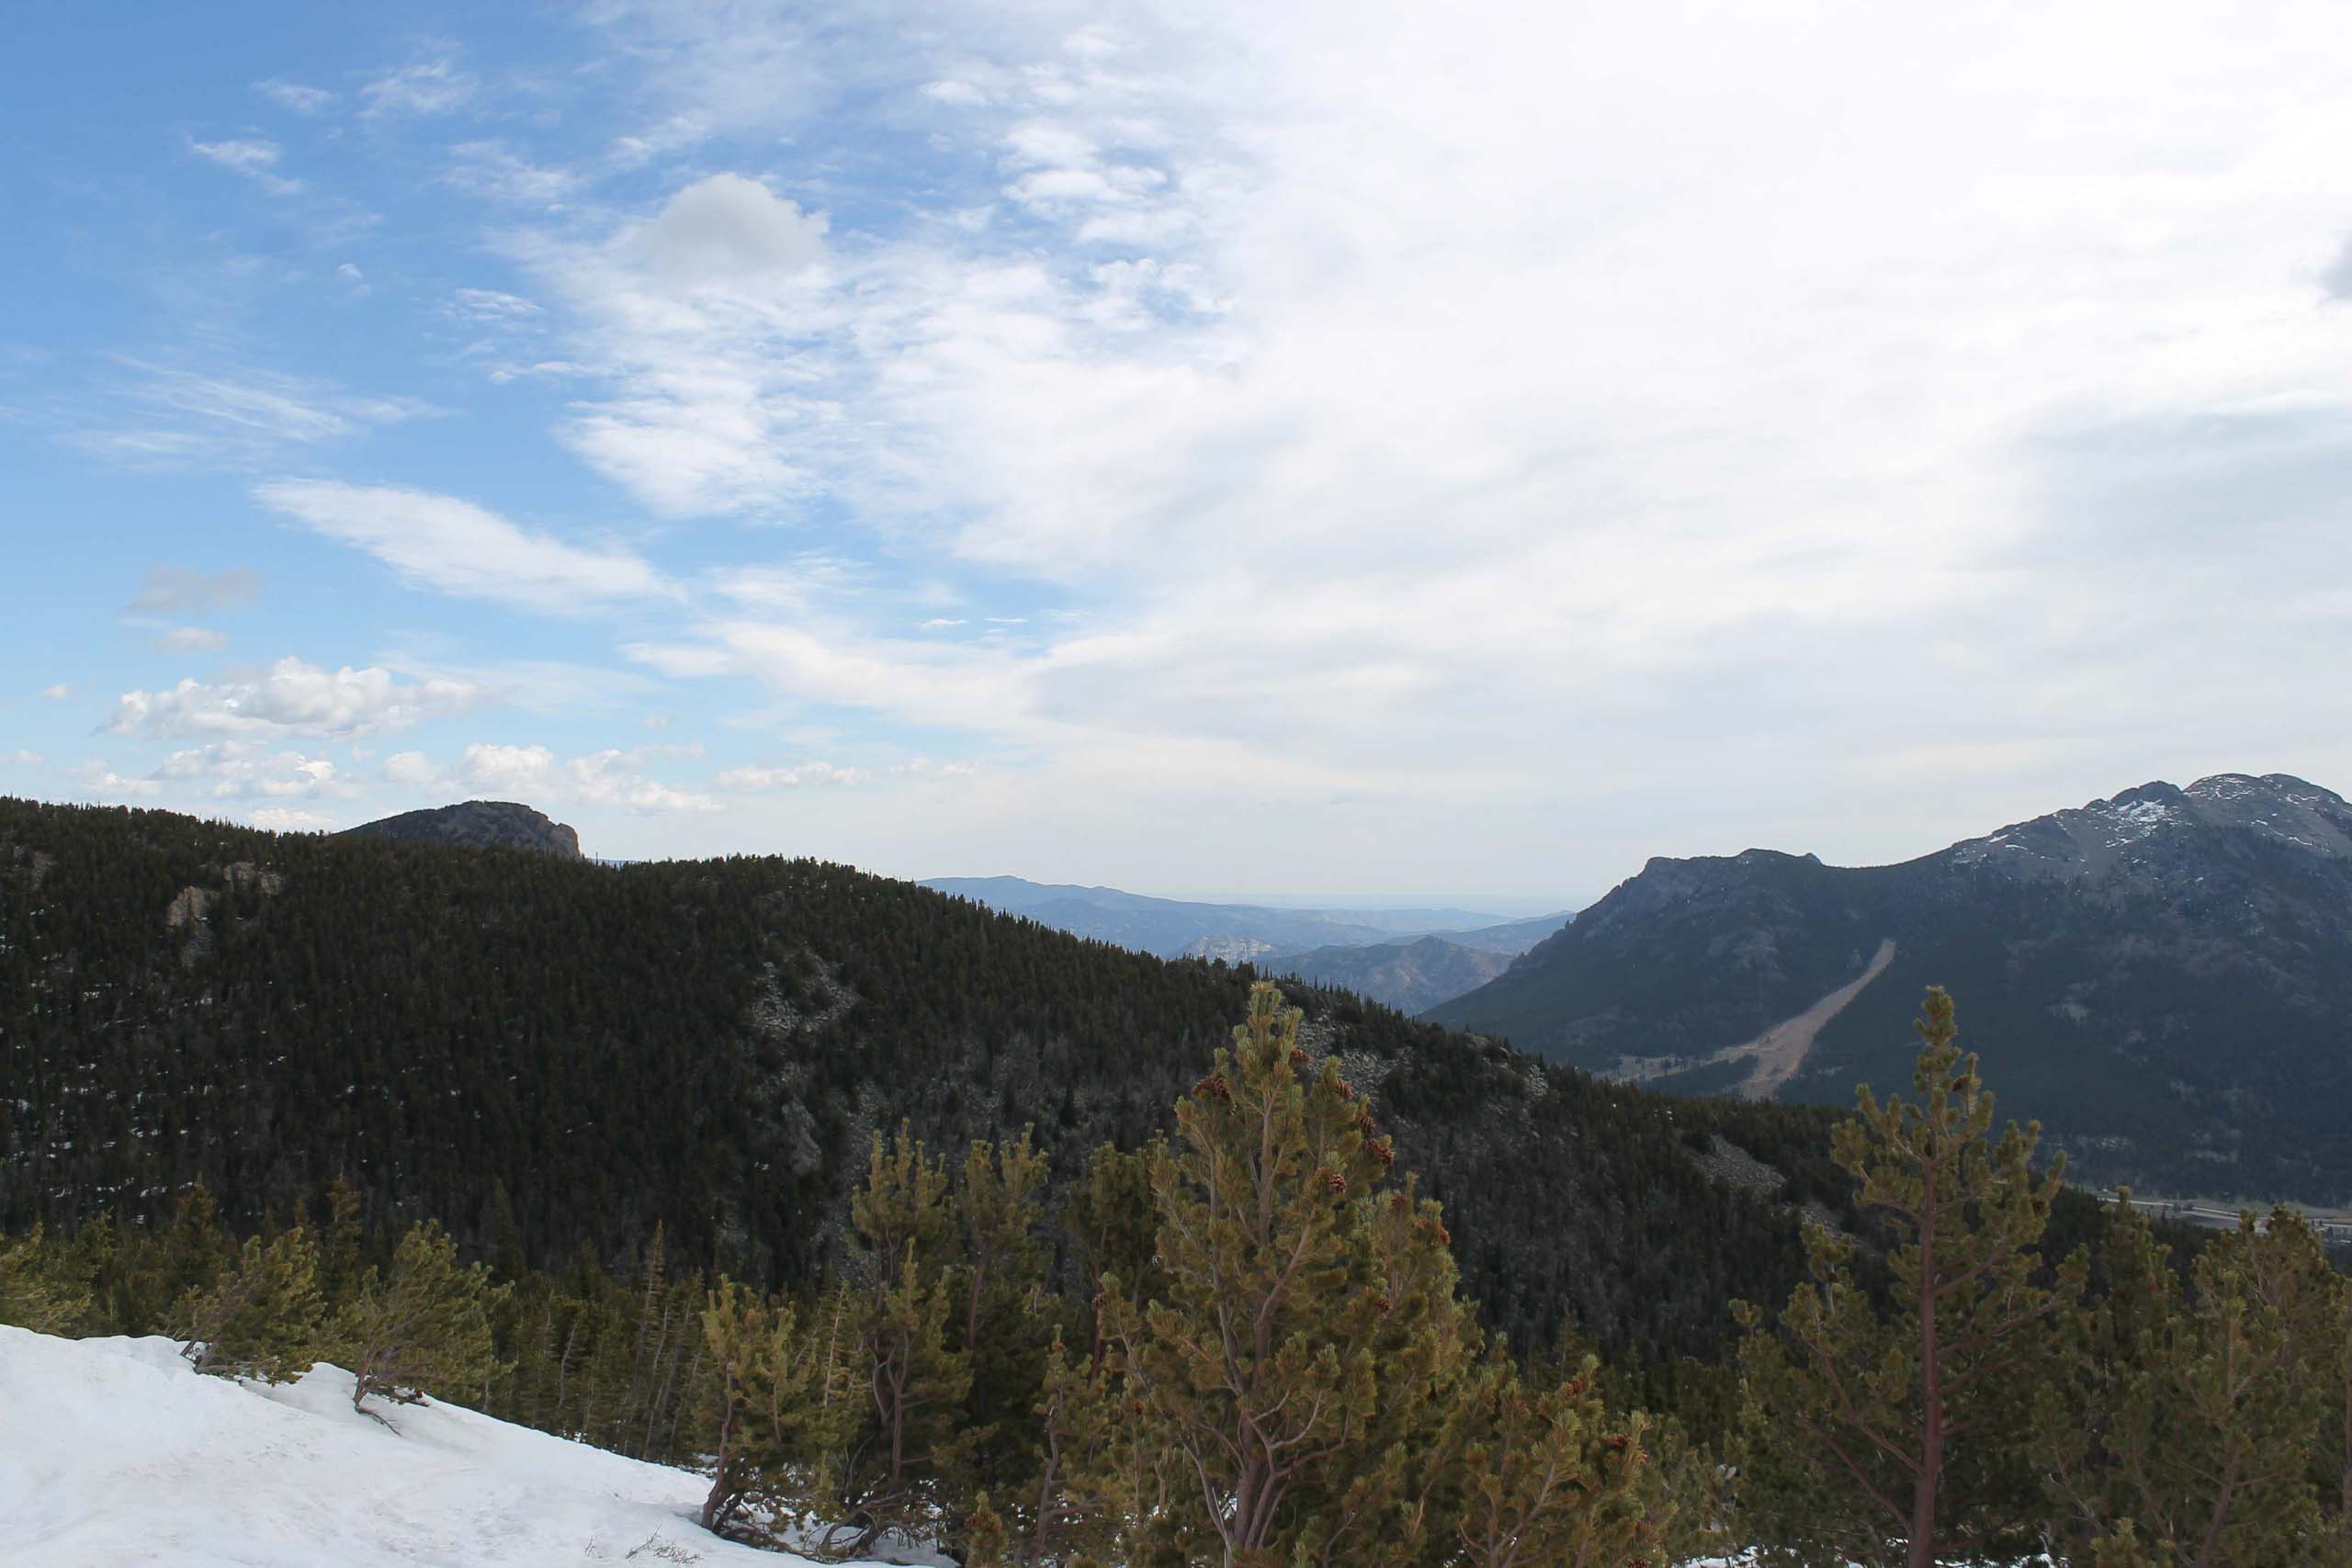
[12,796,2351,1563]
[4,795,1838,1363]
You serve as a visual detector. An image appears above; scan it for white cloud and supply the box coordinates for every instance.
[39,683,72,700]
[107,657,482,739]
[254,480,673,613]
[187,138,302,196]
[381,750,440,787]
[715,761,867,790]
[453,741,720,813]
[254,79,333,115]
[81,364,438,466]
[104,2,2345,888]
[446,141,577,206]
[637,174,828,286]
[75,761,162,800]
[6,750,43,766]
[447,288,543,322]
[155,626,231,653]
[360,57,472,118]
[150,740,350,799]
[501,174,840,515]
[250,807,338,831]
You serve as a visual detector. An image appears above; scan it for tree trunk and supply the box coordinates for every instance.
[1908,1167,1942,1568]
[700,1394,738,1532]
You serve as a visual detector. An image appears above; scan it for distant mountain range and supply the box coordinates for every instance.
[920,875,1569,1009]
[1259,935,1517,1014]
[1431,773,2352,1202]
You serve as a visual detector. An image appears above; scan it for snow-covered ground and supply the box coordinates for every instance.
[0,1325,895,1568]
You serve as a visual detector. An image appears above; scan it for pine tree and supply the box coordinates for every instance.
[1062,1139,1165,1370]
[818,1126,975,1557]
[2040,1198,2342,1564]
[1102,981,1479,1568]
[697,1278,858,1540]
[0,1223,92,1333]
[317,1175,368,1311]
[1734,987,2084,1568]
[337,1220,511,1414]
[180,1223,327,1382]
[1007,1328,1141,1566]
[1449,1348,1670,1568]
[954,1129,1057,1542]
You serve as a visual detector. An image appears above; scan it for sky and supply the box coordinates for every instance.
[5,1,2351,907]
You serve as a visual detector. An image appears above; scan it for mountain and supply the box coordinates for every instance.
[340,800,582,859]
[1431,773,2352,1202]
[1262,933,1516,1012]
[1,1327,871,1568]
[920,874,1516,960]
[2,795,1853,1362]
[1436,912,1576,953]
[920,875,1566,965]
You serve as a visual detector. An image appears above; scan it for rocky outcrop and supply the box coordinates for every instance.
[338,801,582,859]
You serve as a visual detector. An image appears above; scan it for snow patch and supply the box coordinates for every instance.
[0,1327,893,1568]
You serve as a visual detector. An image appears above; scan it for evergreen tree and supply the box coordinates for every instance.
[820,1126,975,1557]
[180,1223,327,1382]
[1061,1139,1165,1369]
[1735,987,2084,1568]
[337,1220,511,1414]
[952,1130,1057,1545]
[1102,981,1480,1567]
[0,1222,92,1333]
[2040,1199,2343,1564]
[697,1278,858,1540]
[1448,1348,1670,1568]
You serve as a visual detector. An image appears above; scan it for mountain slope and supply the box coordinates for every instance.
[340,800,582,859]
[1430,773,2352,1201]
[1263,933,1514,1012]
[0,1327,876,1568]
[1,796,1835,1360]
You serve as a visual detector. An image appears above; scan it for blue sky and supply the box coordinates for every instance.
[6,2,2352,903]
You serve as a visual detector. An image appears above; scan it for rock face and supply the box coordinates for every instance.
[339,801,582,859]
[1430,773,2352,1201]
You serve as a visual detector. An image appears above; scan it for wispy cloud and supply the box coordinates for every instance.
[400,741,721,813]
[187,138,303,196]
[254,481,674,613]
[74,362,438,468]
[129,567,261,616]
[716,761,866,789]
[360,56,472,118]
[254,79,333,115]
[445,140,577,206]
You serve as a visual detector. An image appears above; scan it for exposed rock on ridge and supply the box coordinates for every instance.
[340,801,582,859]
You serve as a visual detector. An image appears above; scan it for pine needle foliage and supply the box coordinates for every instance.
[1735,987,2085,1568]
[1105,981,1480,1567]
[2039,1198,2346,1564]
[339,1220,511,1414]
[180,1223,326,1382]
[0,1222,92,1334]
